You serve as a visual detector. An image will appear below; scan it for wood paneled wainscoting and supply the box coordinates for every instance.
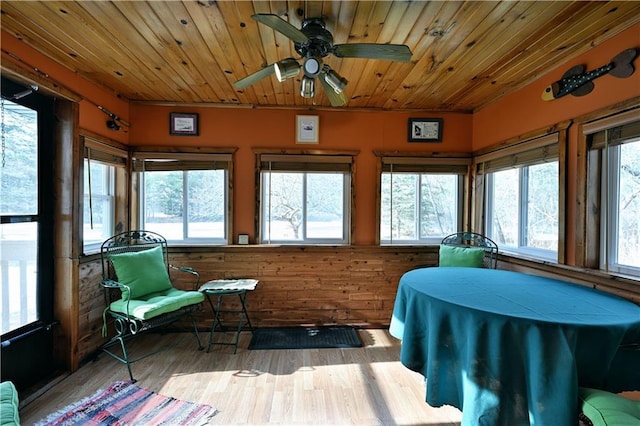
[78,245,439,364]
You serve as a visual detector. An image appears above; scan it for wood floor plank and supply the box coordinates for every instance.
[18,329,462,425]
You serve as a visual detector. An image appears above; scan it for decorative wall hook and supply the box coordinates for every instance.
[97,105,130,131]
[9,85,38,100]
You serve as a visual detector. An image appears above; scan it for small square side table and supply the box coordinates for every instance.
[198,279,258,353]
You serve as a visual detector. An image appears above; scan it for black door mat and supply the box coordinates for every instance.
[248,326,362,350]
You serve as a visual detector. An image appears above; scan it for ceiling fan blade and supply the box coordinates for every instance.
[318,73,348,107]
[233,65,275,89]
[251,14,308,44]
[333,43,412,62]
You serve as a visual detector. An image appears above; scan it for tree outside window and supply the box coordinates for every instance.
[380,173,459,244]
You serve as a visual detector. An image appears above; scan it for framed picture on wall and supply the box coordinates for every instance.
[296,115,319,144]
[170,112,199,136]
[408,118,443,142]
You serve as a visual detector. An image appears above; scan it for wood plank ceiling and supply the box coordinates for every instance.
[1,1,639,112]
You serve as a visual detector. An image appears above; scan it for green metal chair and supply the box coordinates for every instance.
[440,232,499,269]
[100,230,204,382]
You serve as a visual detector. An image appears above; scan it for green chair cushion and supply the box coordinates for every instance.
[109,288,204,320]
[439,244,485,268]
[579,387,640,426]
[0,381,20,426]
[109,246,172,300]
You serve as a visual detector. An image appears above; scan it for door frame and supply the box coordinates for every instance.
[1,75,80,391]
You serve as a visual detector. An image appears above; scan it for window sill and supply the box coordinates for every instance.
[499,253,640,287]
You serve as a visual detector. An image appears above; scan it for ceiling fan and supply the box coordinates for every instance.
[233,14,413,107]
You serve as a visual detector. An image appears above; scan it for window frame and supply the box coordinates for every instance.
[81,137,128,254]
[474,131,566,262]
[484,163,559,260]
[132,149,235,245]
[375,152,471,245]
[580,108,640,278]
[255,150,357,245]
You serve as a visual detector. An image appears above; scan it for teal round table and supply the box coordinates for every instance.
[389,267,640,426]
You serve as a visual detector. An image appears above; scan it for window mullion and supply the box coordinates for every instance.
[607,145,622,270]
[485,174,495,237]
[520,167,529,248]
[456,175,463,231]
[183,170,189,240]
[267,171,272,244]
[416,174,422,240]
[302,173,308,240]
[343,172,350,243]
[107,167,115,239]
[388,170,393,244]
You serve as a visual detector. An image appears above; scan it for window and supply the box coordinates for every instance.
[478,133,560,260]
[603,138,640,275]
[583,111,640,277]
[257,152,354,244]
[486,163,558,256]
[83,139,126,253]
[377,154,469,244]
[134,152,233,244]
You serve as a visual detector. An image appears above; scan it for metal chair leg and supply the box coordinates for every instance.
[118,336,136,383]
[190,313,204,350]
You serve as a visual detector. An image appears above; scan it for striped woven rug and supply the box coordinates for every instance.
[36,381,217,425]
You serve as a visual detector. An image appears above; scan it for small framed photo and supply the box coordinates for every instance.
[408,118,443,142]
[296,115,319,144]
[170,112,199,136]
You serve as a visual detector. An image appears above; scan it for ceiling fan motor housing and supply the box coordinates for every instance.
[295,18,333,58]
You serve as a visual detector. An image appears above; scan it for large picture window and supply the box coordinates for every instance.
[257,152,354,244]
[478,133,560,261]
[133,151,233,244]
[377,154,469,244]
[583,111,640,277]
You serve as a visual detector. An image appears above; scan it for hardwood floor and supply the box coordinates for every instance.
[19,329,462,425]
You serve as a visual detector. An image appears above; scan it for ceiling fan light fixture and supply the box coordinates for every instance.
[274,58,300,82]
[301,75,315,98]
[303,57,322,77]
[324,69,347,94]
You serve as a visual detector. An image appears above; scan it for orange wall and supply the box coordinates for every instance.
[1,30,129,145]
[130,107,472,244]
[473,23,640,149]
[473,23,640,264]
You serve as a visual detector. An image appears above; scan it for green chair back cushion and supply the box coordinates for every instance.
[439,244,485,268]
[110,288,204,320]
[579,387,640,426]
[109,245,172,300]
[0,381,20,426]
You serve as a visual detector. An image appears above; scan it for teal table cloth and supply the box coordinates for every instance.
[389,267,640,426]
